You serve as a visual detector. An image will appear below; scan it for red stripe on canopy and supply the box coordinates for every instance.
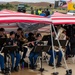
[51,12,75,24]
[0,9,51,24]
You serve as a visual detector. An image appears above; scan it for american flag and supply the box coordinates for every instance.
[61,0,72,7]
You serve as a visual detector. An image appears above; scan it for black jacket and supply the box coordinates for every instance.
[70,37,75,49]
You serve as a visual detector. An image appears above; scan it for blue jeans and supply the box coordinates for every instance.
[48,50,62,64]
[29,52,39,66]
[66,45,71,56]
[10,52,21,68]
[0,55,4,70]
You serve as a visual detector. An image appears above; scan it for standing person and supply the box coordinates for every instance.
[38,8,42,15]
[31,7,34,14]
[35,9,39,15]
[45,8,50,16]
[40,11,46,17]
[44,9,46,13]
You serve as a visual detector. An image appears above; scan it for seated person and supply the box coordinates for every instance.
[6,31,21,72]
[16,28,28,62]
[70,34,75,56]
[29,33,42,69]
[0,28,6,73]
[16,28,23,37]
[16,35,28,62]
[0,28,7,38]
[0,54,5,73]
[48,48,62,67]
[47,32,62,67]
[27,32,36,42]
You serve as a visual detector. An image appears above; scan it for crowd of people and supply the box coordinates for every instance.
[0,25,75,74]
[30,7,50,17]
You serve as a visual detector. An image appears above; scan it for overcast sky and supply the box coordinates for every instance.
[0,0,75,3]
[0,0,54,3]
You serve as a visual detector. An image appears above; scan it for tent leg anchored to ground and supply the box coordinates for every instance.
[50,24,72,75]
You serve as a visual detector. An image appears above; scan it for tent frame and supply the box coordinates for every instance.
[50,24,72,75]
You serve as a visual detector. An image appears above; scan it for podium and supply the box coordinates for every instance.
[34,45,51,72]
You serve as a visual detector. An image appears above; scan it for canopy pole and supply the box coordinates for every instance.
[50,24,57,74]
[52,25,72,75]
[52,24,68,70]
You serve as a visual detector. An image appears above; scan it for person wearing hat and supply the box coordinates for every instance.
[29,33,42,69]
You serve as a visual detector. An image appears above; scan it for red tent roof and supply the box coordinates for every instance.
[0,9,51,24]
[51,12,75,24]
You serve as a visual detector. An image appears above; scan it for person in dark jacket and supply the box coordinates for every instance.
[70,33,75,55]
[0,28,6,74]
[27,32,36,42]
[35,9,39,15]
[47,32,62,67]
[31,7,34,14]
[45,8,50,16]
[6,31,21,72]
[29,33,42,69]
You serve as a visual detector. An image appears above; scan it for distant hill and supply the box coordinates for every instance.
[26,2,52,8]
[0,2,7,4]
[0,1,54,8]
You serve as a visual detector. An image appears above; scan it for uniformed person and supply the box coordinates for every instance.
[6,31,21,72]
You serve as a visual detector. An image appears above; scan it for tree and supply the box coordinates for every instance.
[5,3,13,9]
[24,4,30,7]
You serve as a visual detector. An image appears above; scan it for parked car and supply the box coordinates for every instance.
[67,10,75,15]
[17,4,26,13]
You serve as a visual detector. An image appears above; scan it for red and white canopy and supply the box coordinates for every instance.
[0,23,18,31]
[0,9,51,24]
[51,12,75,24]
[38,25,50,32]
[62,4,67,8]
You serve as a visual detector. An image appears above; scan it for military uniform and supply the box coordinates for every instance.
[6,38,21,71]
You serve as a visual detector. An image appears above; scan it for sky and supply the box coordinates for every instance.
[0,0,75,3]
[0,0,54,3]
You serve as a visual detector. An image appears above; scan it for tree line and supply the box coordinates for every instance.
[0,3,30,10]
